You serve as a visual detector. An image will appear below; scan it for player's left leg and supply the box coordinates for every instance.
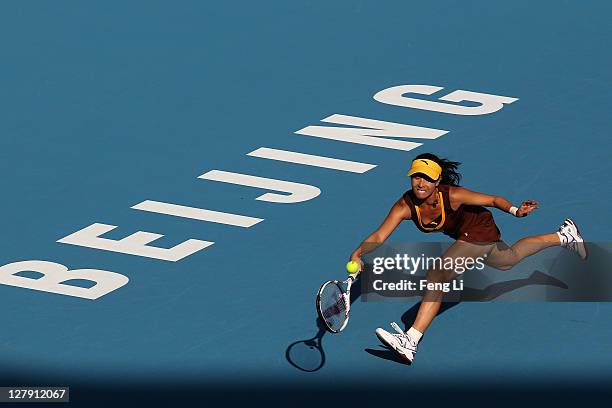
[486,218,587,270]
[375,240,494,364]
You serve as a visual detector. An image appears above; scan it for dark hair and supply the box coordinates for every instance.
[413,153,462,186]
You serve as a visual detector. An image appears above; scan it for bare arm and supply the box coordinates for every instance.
[449,186,538,217]
[350,197,411,269]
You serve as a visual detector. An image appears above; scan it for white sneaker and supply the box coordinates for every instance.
[375,322,417,364]
[557,218,588,260]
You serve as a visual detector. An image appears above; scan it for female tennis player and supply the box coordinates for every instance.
[349,152,587,364]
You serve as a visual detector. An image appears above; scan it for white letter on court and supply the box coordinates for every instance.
[0,260,128,300]
[131,200,263,228]
[373,85,518,116]
[247,147,376,174]
[295,114,448,151]
[198,170,321,203]
[57,223,213,261]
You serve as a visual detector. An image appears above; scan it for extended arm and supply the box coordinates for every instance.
[350,197,411,269]
[449,186,538,217]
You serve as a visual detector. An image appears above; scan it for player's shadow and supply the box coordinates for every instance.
[365,270,568,365]
[285,277,364,372]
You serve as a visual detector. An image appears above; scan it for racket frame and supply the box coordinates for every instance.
[316,272,359,333]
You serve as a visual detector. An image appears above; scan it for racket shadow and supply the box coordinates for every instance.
[285,319,328,372]
[285,276,364,372]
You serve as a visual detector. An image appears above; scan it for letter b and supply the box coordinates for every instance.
[0,260,128,300]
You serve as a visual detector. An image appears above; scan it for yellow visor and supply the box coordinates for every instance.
[407,159,442,181]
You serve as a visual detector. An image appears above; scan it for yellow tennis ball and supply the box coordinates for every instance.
[346,261,360,274]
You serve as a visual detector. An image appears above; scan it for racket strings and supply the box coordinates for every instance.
[319,283,349,332]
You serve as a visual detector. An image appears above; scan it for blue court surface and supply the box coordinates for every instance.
[1,1,611,406]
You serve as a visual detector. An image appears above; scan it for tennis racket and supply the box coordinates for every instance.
[316,272,359,333]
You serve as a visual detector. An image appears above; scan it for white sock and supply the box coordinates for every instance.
[557,231,566,246]
[407,327,423,343]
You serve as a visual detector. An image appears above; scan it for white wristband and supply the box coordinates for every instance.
[509,206,519,217]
